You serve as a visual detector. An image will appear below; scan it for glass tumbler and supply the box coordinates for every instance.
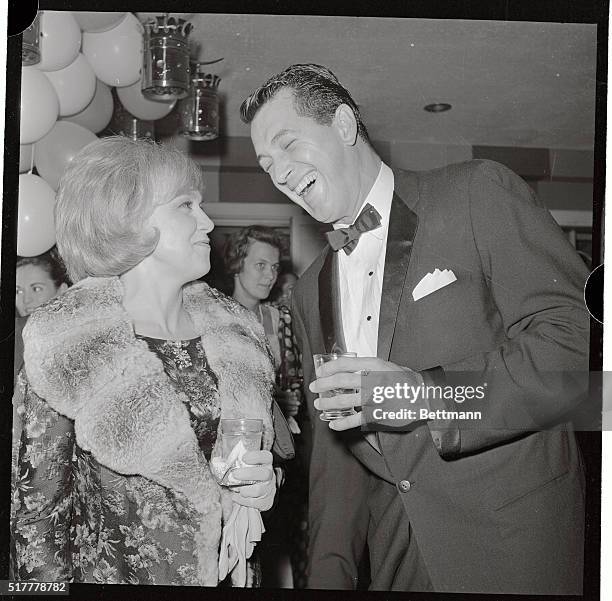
[313,352,358,421]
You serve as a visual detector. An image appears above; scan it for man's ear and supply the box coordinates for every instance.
[332,104,358,146]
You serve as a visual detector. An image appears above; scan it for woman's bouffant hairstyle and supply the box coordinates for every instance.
[16,246,71,288]
[223,226,282,277]
[55,136,203,283]
[240,63,370,144]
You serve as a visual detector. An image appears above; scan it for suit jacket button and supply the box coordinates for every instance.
[397,480,411,493]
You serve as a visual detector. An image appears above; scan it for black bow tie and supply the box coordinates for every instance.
[326,203,382,255]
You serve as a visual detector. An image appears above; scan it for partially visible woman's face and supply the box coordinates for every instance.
[235,240,280,302]
[147,189,215,283]
[15,264,66,316]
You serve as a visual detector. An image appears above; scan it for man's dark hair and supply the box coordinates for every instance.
[240,63,370,144]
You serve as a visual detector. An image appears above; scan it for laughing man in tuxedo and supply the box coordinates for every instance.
[240,64,590,594]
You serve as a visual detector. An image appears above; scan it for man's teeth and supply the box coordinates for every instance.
[295,174,316,196]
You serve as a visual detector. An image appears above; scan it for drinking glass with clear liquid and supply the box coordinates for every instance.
[211,418,263,486]
[313,351,358,421]
[221,418,263,458]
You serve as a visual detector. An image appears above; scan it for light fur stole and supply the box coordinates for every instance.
[22,276,274,586]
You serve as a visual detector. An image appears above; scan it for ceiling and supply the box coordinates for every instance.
[179,14,598,150]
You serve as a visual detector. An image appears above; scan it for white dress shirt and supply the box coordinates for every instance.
[334,161,394,358]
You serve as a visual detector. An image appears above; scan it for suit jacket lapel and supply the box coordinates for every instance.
[318,247,346,352]
[378,189,419,361]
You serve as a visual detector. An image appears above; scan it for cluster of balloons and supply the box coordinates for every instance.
[18,10,178,256]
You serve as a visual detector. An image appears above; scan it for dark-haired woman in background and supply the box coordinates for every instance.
[224,226,308,588]
[14,249,70,382]
[13,250,71,467]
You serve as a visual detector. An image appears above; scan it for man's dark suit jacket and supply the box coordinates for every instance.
[291,160,590,594]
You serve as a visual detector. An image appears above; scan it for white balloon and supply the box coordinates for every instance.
[117,79,176,121]
[44,54,97,117]
[63,79,113,133]
[82,13,143,87]
[73,11,127,33]
[20,66,59,144]
[19,144,34,173]
[38,11,82,72]
[18,174,57,257]
[34,121,98,191]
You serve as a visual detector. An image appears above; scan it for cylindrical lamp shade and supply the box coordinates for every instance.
[179,69,221,141]
[22,12,41,65]
[141,16,193,101]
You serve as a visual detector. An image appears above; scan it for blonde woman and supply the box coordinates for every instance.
[11,137,276,586]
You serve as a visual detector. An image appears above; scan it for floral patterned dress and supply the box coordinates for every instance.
[11,337,222,585]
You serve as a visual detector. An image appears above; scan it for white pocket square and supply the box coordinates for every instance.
[412,268,457,301]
